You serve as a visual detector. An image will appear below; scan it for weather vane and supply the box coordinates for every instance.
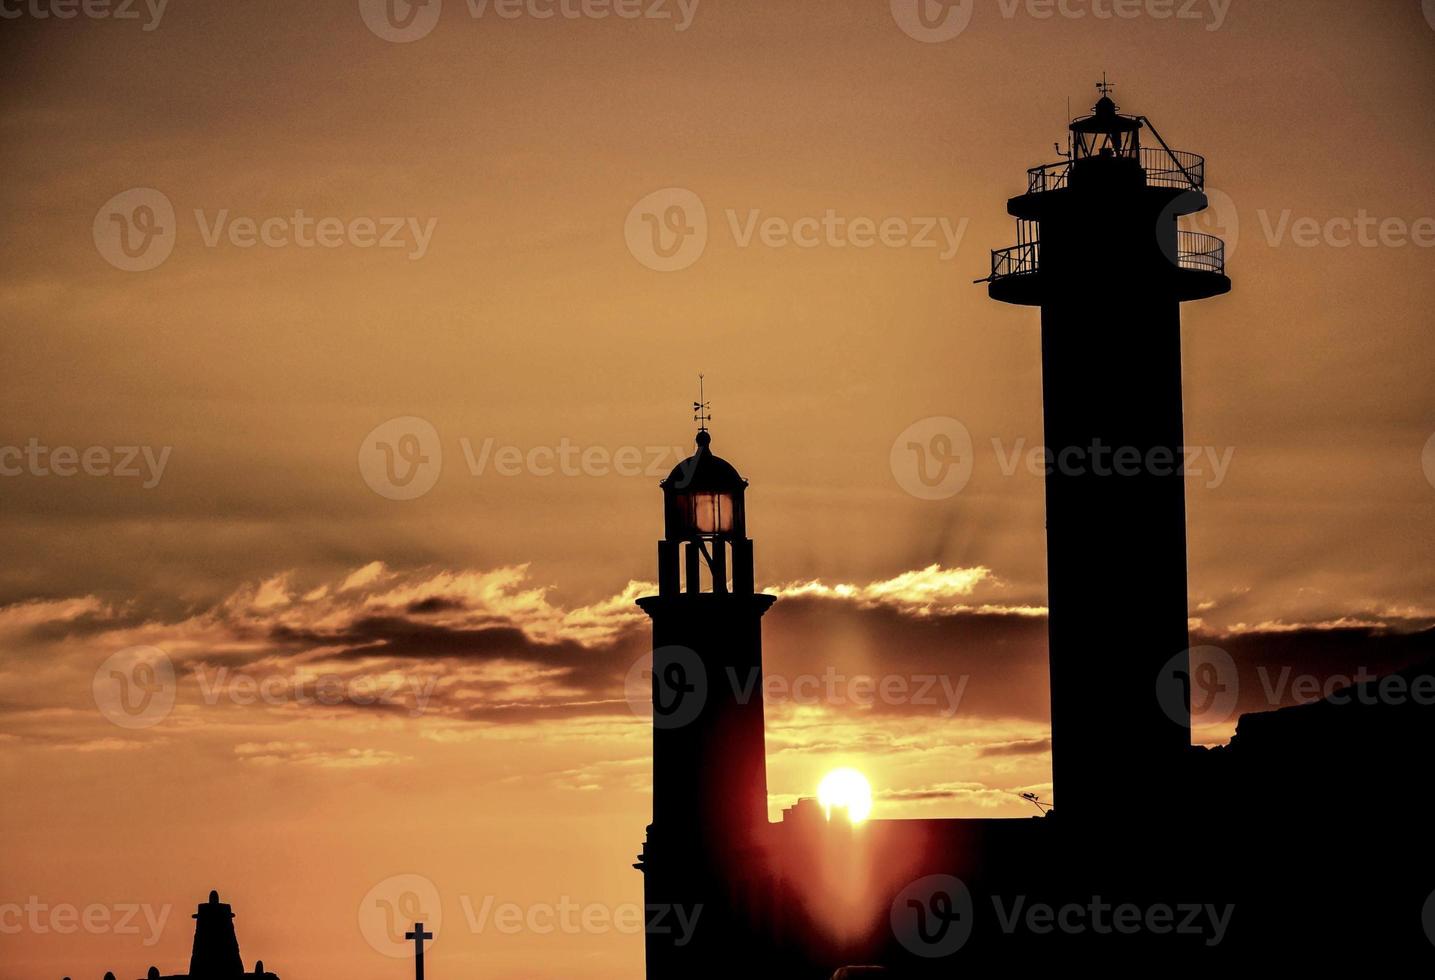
[1097,72,1116,100]
[693,374,711,431]
[1019,791,1054,814]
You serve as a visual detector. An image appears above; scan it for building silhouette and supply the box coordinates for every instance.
[82,891,280,980]
[985,82,1228,827]
[636,89,1435,975]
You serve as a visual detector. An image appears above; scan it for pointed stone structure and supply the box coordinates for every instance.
[189,891,246,978]
[111,890,281,980]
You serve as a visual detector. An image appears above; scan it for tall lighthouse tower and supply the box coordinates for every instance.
[981,82,1230,826]
[635,397,776,978]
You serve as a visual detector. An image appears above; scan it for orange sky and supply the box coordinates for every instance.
[3,2,1435,978]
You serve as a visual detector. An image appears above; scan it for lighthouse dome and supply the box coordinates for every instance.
[663,430,746,493]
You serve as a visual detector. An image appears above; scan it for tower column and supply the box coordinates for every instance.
[983,86,1230,827]
[636,423,775,980]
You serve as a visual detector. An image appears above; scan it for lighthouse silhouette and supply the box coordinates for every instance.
[634,409,777,978]
[981,80,1230,826]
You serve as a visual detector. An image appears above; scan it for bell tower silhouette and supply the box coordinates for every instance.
[981,81,1231,825]
[635,388,776,978]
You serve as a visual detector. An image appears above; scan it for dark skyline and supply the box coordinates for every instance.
[3,2,1435,977]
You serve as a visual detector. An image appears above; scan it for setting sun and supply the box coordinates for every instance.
[817,768,874,823]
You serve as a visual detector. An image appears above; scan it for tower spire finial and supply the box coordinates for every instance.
[693,374,711,434]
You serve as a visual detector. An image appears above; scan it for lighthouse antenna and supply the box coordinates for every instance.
[693,374,711,432]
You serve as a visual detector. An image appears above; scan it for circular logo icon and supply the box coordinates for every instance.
[359,417,443,501]
[360,0,442,42]
[624,646,707,729]
[359,874,442,957]
[1423,432,1435,491]
[1159,186,1240,271]
[890,874,973,958]
[1157,645,1240,729]
[93,646,176,729]
[890,0,974,43]
[93,188,177,273]
[624,188,707,272]
[890,417,974,500]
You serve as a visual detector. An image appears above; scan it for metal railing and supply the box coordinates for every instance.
[984,232,1224,283]
[1143,147,1205,190]
[988,241,1040,281]
[1176,231,1225,274]
[1025,146,1205,194]
[1027,162,1072,194]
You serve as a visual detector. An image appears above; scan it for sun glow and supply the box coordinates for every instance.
[817,768,873,823]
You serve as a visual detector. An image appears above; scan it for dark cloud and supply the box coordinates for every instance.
[979,737,1053,757]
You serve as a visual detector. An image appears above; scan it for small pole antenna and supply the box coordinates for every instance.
[693,374,711,432]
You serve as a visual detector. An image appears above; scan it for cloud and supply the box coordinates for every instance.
[772,564,1046,618]
[978,737,1052,758]
[3,561,1432,761]
[234,741,409,769]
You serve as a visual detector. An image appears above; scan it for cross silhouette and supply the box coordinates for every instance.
[405,922,433,980]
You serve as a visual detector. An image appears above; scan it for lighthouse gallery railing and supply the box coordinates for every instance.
[1026,147,1206,194]
[986,231,1226,283]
